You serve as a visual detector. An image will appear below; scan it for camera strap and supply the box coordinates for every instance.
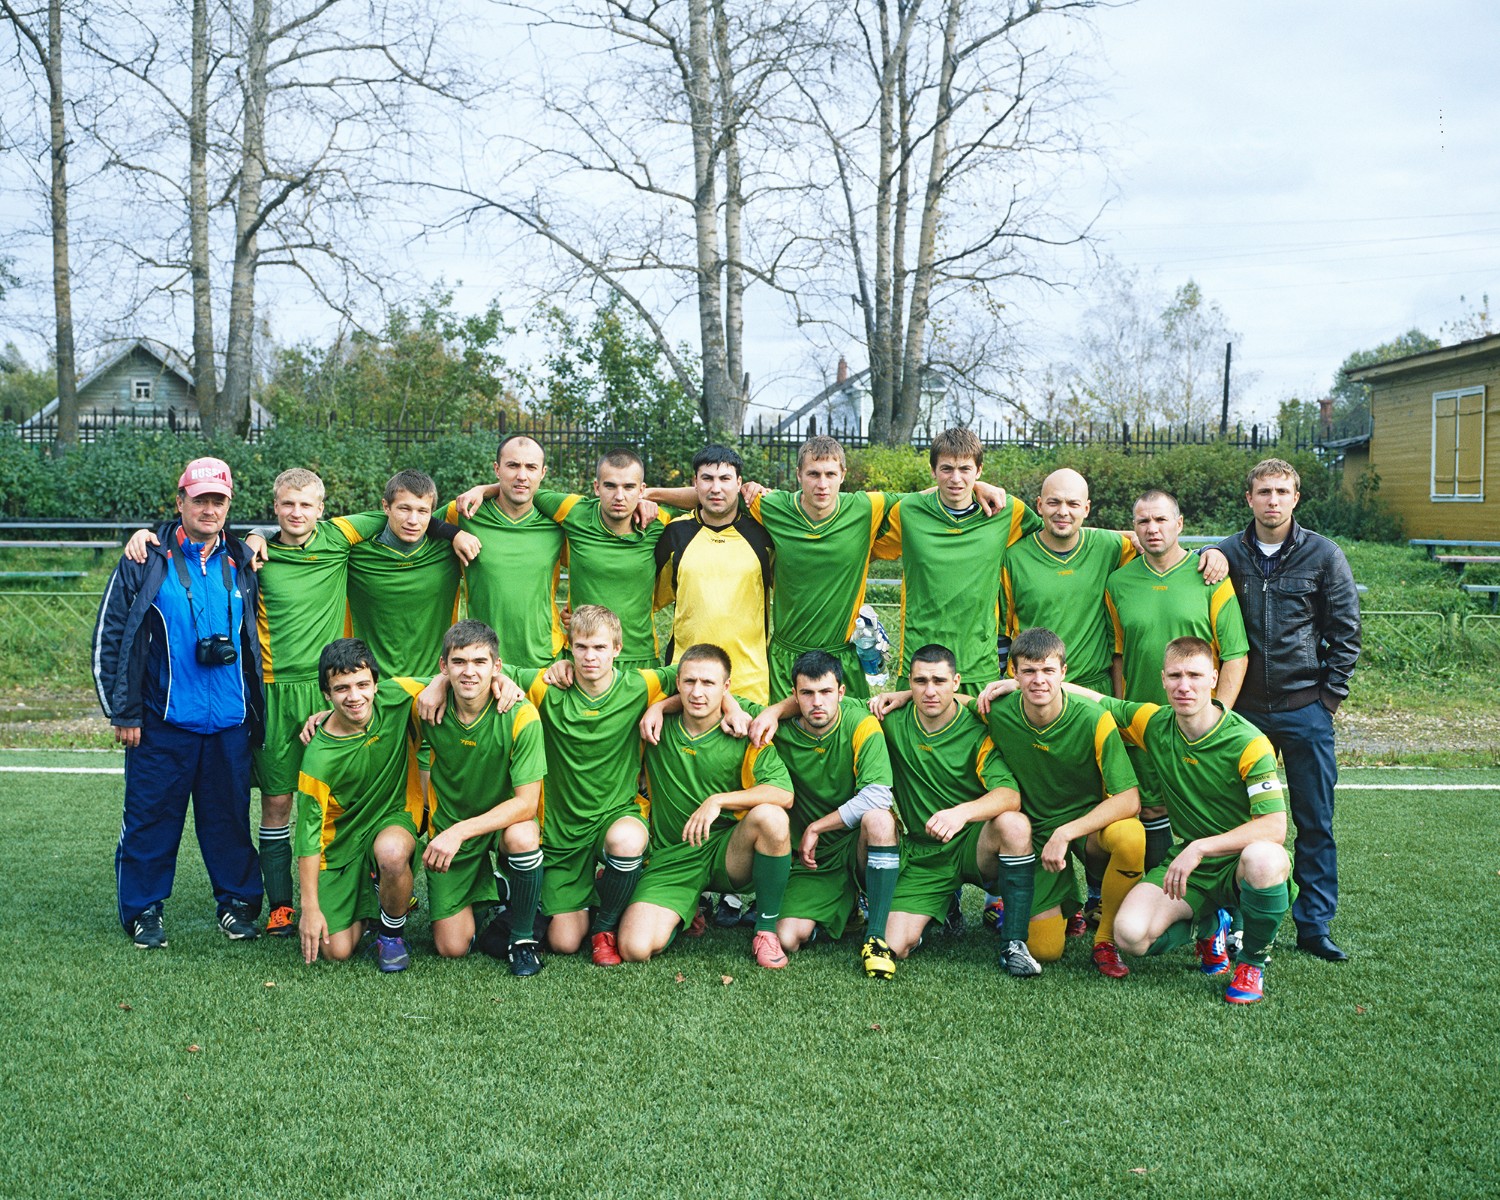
[169,531,234,639]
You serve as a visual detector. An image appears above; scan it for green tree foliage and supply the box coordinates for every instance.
[0,343,56,424]
[1330,329,1439,433]
[529,297,703,490]
[262,287,516,429]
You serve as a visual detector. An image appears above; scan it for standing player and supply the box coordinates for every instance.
[874,644,1037,976]
[1083,637,1294,1005]
[871,429,1042,690]
[419,620,548,976]
[1105,488,1249,870]
[972,627,1145,978]
[444,434,568,670]
[1218,459,1361,962]
[649,446,776,704]
[745,650,901,978]
[295,638,425,971]
[618,644,795,968]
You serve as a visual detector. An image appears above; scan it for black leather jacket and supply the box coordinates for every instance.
[1216,518,1361,713]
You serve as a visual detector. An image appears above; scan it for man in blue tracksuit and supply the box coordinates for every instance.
[93,456,267,948]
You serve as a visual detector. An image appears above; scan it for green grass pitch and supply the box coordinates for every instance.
[0,760,1495,1199]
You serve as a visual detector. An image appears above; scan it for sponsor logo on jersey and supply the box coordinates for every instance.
[1182,754,1198,765]
[1032,742,1050,753]
[460,739,476,748]
[681,747,697,756]
[1057,569,1074,577]
[1153,585,1168,592]
[365,735,381,748]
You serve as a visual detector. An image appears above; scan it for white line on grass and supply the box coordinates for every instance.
[1338,783,1494,791]
[0,766,123,775]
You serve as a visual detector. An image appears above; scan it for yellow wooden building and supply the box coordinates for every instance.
[1344,333,1500,539]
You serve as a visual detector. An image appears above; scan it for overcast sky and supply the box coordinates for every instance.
[3,0,1496,426]
[1049,0,1500,415]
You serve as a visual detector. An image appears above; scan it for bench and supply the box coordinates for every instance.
[1433,555,1500,574]
[0,570,88,582]
[0,539,120,561]
[1410,538,1500,560]
[1461,583,1500,613]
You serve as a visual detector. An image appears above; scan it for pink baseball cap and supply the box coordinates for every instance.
[178,457,234,498]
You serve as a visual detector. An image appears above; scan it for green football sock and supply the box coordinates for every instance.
[1148,920,1194,956]
[506,849,544,941]
[863,847,900,940]
[750,851,792,932]
[258,824,293,910]
[1236,881,1290,966]
[996,854,1036,943]
[590,853,642,934]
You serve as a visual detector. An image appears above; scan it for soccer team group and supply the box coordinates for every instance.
[102,427,1359,1005]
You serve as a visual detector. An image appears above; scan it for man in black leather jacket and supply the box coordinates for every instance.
[1217,459,1361,962]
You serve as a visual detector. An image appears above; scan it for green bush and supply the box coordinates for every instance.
[0,428,51,518]
[406,432,501,508]
[845,445,931,492]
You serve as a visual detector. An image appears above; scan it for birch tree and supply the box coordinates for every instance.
[1,0,80,446]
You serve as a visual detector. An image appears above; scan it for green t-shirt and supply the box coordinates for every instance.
[880,702,1016,847]
[534,491,669,666]
[1104,552,1250,703]
[872,493,1042,688]
[344,516,462,678]
[257,517,361,684]
[1102,698,1284,850]
[419,695,547,835]
[1000,527,1134,687]
[982,691,1137,838]
[640,712,792,851]
[444,497,567,670]
[294,677,424,867]
[771,696,894,836]
[746,489,896,652]
[514,665,676,846]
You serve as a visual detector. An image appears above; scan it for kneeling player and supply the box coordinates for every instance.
[420,620,547,976]
[619,644,796,969]
[747,650,901,979]
[973,627,1145,978]
[874,645,1035,974]
[1087,637,1293,1004]
[296,638,424,971]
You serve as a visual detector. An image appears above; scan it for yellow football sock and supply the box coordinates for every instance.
[1095,817,1146,946]
[1026,913,1067,962]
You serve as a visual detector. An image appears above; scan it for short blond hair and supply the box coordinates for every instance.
[797,435,847,472]
[1247,458,1300,493]
[569,604,623,648]
[274,468,325,501]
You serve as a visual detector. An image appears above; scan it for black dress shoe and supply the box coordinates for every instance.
[1296,933,1348,962]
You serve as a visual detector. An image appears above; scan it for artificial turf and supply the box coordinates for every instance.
[0,762,1495,1198]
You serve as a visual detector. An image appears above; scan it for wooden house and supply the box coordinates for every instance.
[1344,333,1500,538]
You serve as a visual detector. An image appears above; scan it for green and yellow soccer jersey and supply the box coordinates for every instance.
[982,691,1137,839]
[771,697,893,836]
[419,695,547,835]
[880,702,1016,847]
[513,665,676,846]
[641,714,792,851]
[343,515,462,678]
[746,489,895,652]
[444,497,567,670]
[1103,698,1284,846]
[1000,528,1135,688]
[294,677,425,868]
[872,493,1042,687]
[533,491,669,666]
[255,517,363,684]
[1104,553,1249,703]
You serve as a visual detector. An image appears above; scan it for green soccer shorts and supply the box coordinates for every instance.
[425,832,501,923]
[541,807,648,917]
[781,827,862,938]
[889,823,991,922]
[313,812,418,936]
[254,679,326,795]
[1145,845,1243,918]
[628,827,739,927]
[1028,833,1087,918]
